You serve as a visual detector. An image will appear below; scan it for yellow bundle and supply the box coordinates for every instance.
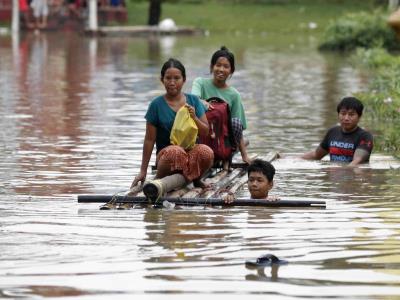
[170,106,198,150]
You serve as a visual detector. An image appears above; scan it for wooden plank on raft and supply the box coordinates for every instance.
[201,168,244,198]
[223,151,280,196]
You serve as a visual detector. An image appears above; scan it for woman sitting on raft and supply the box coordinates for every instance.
[131,58,214,190]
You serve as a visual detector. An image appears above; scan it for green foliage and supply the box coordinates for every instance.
[363,117,400,156]
[354,47,396,68]
[319,10,400,51]
[354,48,400,157]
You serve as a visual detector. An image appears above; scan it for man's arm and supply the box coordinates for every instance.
[301,146,328,160]
[349,131,373,167]
[348,148,370,167]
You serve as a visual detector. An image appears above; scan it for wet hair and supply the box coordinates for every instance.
[210,46,235,74]
[336,97,364,116]
[247,159,275,182]
[160,58,186,81]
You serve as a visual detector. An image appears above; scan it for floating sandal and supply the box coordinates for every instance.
[245,254,288,269]
[143,180,164,204]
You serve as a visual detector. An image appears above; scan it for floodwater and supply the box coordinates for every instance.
[1,31,400,299]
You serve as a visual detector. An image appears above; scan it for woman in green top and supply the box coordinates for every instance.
[191,46,251,165]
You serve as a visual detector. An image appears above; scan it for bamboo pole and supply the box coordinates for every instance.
[78,195,326,208]
[227,173,249,195]
[200,153,262,198]
[201,169,243,198]
[165,167,239,199]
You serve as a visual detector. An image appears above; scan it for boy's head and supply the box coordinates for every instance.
[247,159,275,199]
[336,97,364,132]
[336,97,364,116]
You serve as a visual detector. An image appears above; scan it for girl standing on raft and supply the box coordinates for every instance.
[191,46,251,165]
[131,58,214,190]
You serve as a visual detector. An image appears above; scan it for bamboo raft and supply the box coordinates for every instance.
[77,151,326,209]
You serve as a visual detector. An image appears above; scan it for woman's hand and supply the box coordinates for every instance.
[201,99,214,111]
[131,170,147,188]
[185,104,196,119]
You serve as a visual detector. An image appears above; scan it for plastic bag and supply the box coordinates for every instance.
[170,106,198,150]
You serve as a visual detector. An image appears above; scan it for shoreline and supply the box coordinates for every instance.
[84,25,204,37]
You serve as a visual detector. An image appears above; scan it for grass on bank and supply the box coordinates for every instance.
[354,48,400,156]
[126,1,378,35]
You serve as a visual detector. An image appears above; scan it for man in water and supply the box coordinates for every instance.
[301,96,373,167]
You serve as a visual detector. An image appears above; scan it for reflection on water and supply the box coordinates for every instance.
[0,32,399,299]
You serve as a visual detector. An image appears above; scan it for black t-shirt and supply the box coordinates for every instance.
[320,126,373,162]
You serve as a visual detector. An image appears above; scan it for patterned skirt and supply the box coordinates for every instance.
[231,117,244,150]
[156,144,214,181]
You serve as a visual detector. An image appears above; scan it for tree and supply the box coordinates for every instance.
[148,0,161,26]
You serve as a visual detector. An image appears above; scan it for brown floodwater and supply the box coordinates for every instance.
[0,31,399,299]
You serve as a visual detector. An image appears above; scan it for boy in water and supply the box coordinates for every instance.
[301,97,373,167]
[224,159,278,203]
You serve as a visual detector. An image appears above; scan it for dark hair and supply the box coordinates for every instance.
[210,46,235,74]
[160,58,186,81]
[336,97,364,116]
[248,159,275,182]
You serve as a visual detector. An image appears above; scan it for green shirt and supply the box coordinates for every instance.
[191,77,247,130]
